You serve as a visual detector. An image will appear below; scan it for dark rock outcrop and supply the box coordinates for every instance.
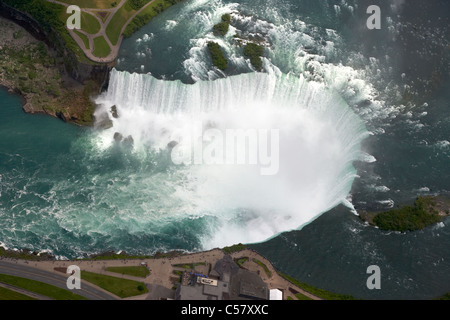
[167,140,178,149]
[123,135,134,145]
[114,132,123,142]
[110,105,119,118]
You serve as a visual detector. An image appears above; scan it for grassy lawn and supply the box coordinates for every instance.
[295,292,314,300]
[252,258,272,278]
[81,271,148,298]
[234,257,248,268]
[0,286,37,300]
[73,29,90,49]
[60,26,95,64]
[0,274,87,300]
[93,35,111,57]
[59,8,100,35]
[106,266,150,278]
[80,11,101,34]
[5,0,185,62]
[106,0,137,45]
[2,0,95,64]
[96,11,111,22]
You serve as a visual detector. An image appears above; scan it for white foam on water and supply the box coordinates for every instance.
[93,69,369,248]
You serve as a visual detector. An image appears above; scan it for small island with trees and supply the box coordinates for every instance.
[207,12,265,71]
[359,195,450,232]
[212,13,230,36]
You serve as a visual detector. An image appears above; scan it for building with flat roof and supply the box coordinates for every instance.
[175,255,270,300]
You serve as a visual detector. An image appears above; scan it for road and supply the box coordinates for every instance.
[0,260,118,300]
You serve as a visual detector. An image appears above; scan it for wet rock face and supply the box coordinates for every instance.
[123,135,134,145]
[113,132,123,142]
[167,140,178,149]
[110,105,119,118]
[56,110,68,122]
[113,132,133,145]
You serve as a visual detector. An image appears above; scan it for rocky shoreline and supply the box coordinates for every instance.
[0,10,110,126]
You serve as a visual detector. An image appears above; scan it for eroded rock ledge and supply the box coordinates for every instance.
[0,3,113,125]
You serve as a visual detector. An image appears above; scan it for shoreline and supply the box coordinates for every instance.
[0,245,324,300]
[0,13,107,126]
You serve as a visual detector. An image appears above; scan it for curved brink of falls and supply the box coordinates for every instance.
[94,68,370,249]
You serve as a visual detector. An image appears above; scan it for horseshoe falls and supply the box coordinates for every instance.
[94,69,369,248]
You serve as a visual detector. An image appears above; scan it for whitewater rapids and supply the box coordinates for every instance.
[93,68,369,248]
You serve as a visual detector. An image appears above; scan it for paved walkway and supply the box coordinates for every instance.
[2,248,322,300]
[46,0,157,63]
[0,259,118,300]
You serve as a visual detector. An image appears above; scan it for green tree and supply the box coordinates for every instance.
[243,42,264,71]
[207,42,227,70]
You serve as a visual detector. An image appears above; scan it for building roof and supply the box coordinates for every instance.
[175,254,269,300]
[214,255,239,277]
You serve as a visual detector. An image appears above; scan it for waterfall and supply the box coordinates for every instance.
[93,68,369,248]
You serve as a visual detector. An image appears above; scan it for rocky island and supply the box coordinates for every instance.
[358,194,450,232]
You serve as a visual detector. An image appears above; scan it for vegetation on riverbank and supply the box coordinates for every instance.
[222,243,247,254]
[1,0,93,64]
[279,272,356,300]
[435,292,450,300]
[0,39,99,125]
[123,0,185,38]
[0,5,104,125]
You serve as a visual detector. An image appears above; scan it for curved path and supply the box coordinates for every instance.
[0,259,118,300]
[46,0,157,63]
